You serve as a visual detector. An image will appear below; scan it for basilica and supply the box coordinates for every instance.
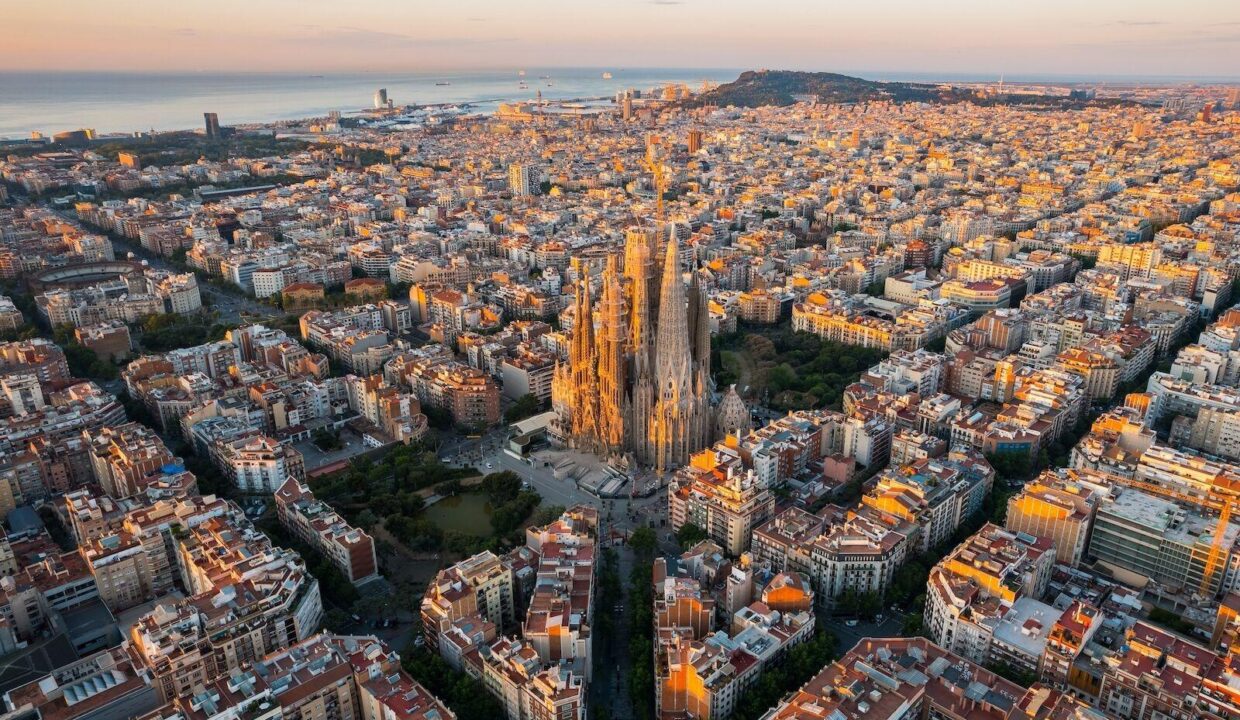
[551,227,718,473]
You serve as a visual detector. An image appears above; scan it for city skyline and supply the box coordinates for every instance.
[2,4,1240,720]
[5,0,1240,78]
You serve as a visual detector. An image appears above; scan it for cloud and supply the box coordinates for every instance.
[650,0,685,5]
[1113,20,1166,26]
[171,27,198,36]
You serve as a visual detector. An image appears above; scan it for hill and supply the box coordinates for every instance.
[684,70,1137,109]
[685,70,937,107]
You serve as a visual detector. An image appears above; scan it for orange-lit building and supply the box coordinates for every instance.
[1005,469,1103,566]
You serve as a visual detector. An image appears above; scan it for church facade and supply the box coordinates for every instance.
[552,229,715,473]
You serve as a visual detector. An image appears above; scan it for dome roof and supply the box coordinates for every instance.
[715,384,750,439]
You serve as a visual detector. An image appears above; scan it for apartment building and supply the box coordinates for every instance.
[757,637,1099,720]
[924,523,1056,666]
[669,445,777,556]
[422,550,518,646]
[1005,469,1104,566]
[1088,485,1240,598]
[861,449,995,553]
[215,434,305,493]
[85,422,180,499]
[274,478,379,585]
[128,503,323,701]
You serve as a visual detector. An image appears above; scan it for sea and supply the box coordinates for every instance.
[0,68,741,140]
[3,67,1235,141]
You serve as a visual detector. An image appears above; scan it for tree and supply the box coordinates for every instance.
[675,523,709,548]
[987,661,1039,688]
[355,509,378,531]
[503,393,544,424]
[312,428,342,451]
[732,629,839,720]
[986,451,1033,483]
[323,608,352,631]
[901,612,926,637]
[629,526,658,561]
[531,504,567,526]
[402,648,505,720]
[481,471,522,504]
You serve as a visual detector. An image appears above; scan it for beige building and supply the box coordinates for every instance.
[1005,470,1104,566]
[669,445,776,556]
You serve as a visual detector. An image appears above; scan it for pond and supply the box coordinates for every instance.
[423,493,494,536]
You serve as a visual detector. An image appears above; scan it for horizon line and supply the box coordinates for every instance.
[2,67,1239,84]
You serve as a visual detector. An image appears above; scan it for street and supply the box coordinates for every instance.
[816,611,904,651]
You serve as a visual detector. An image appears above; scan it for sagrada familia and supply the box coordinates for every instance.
[552,227,721,474]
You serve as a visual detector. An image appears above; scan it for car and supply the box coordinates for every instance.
[845,619,859,627]
[486,462,494,469]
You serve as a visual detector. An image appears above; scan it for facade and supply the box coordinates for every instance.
[924,523,1056,665]
[1088,485,1240,597]
[274,478,380,585]
[216,434,306,493]
[1005,470,1102,566]
[75,320,132,362]
[422,550,519,647]
[553,239,714,472]
[669,444,777,556]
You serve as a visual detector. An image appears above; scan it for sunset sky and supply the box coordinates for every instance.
[5,0,1239,77]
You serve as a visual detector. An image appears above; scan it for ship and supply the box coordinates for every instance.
[602,72,613,79]
[518,69,526,76]
[435,82,451,86]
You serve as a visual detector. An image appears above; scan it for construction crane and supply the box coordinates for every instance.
[1201,491,1238,596]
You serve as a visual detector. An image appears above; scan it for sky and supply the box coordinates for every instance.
[4,0,1239,78]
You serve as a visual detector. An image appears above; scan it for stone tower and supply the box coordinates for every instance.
[650,237,696,474]
[568,269,599,450]
[715,385,750,440]
[596,255,627,454]
[626,235,656,465]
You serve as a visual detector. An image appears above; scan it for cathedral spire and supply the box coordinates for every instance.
[597,255,626,453]
[654,235,690,382]
[651,235,695,474]
[568,268,599,448]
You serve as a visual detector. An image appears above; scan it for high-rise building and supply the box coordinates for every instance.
[621,92,634,121]
[374,87,388,109]
[203,112,220,139]
[508,163,539,196]
[687,129,703,154]
[552,235,714,472]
